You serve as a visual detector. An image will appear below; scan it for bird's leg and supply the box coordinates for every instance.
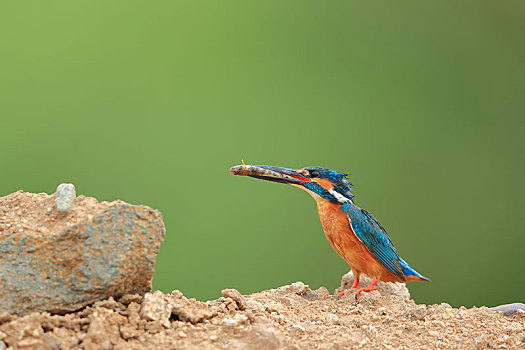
[335,276,360,298]
[355,277,379,299]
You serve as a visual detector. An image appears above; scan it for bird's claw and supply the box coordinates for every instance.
[331,291,345,300]
[354,286,379,299]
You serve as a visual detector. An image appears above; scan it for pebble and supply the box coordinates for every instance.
[266,302,284,314]
[314,287,330,298]
[429,330,440,337]
[222,313,248,327]
[442,309,455,319]
[221,289,247,310]
[406,307,426,320]
[490,303,525,317]
[55,183,76,214]
[326,313,340,324]
[140,291,172,322]
[0,313,13,324]
[290,324,305,334]
[290,282,307,295]
[475,335,485,344]
[436,340,448,347]
[119,294,143,305]
[303,292,320,301]
[431,320,445,328]
[225,299,238,311]
[245,299,264,311]
[17,339,40,347]
[271,314,285,324]
[505,322,523,333]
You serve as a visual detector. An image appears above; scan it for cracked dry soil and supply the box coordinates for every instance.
[0,282,524,349]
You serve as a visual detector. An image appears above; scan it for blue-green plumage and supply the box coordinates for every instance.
[342,202,430,282]
[342,202,405,281]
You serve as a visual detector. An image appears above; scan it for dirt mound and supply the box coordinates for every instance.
[0,283,523,349]
[1,190,523,348]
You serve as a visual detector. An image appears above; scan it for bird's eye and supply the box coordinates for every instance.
[309,170,320,178]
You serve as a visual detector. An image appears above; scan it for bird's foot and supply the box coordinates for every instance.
[354,286,378,299]
[350,279,360,290]
[354,277,379,299]
[331,291,345,300]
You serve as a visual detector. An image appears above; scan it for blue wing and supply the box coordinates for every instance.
[342,203,405,281]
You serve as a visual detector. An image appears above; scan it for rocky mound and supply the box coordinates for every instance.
[0,283,524,349]
[0,189,165,316]
[1,189,523,349]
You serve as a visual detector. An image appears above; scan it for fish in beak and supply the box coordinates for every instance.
[229,164,312,185]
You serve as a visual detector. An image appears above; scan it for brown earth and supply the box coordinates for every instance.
[0,191,113,237]
[1,191,524,349]
[0,284,524,349]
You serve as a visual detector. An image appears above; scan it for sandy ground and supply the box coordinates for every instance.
[0,282,524,349]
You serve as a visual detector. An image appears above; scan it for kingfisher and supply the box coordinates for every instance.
[230,164,430,298]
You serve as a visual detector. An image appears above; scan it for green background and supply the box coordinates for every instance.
[1,1,523,308]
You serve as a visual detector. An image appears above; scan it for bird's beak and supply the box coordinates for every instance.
[230,164,311,185]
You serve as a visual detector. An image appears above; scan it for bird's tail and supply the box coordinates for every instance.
[400,258,431,282]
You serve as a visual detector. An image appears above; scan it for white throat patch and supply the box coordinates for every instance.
[328,188,353,204]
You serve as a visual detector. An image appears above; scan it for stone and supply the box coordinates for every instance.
[314,287,330,298]
[336,270,411,300]
[221,289,247,310]
[0,191,165,316]
[0,313,14,325]
[81,309,125,350]
[248,323,285,350]
[326,313,340,324]
[55,183,76,214]
[290,282,308,295]
[118,294,143,305]
[405,307,426,320]
[378,307,388,315]
[504,322,524,333]
[245,299,264,311]
[222,314,248,327]
[303,292,320,301]
[489,303,525,317]
[140,291,172,327]
[290,324,305,335]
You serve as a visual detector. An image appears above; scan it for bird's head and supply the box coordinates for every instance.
[230,164,353,204]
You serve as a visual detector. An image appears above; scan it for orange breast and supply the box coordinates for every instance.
[315,200,403,283]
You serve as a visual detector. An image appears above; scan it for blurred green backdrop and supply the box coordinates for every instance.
[1,1,523,308]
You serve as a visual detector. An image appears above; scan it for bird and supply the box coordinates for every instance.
[229,164,430,298]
